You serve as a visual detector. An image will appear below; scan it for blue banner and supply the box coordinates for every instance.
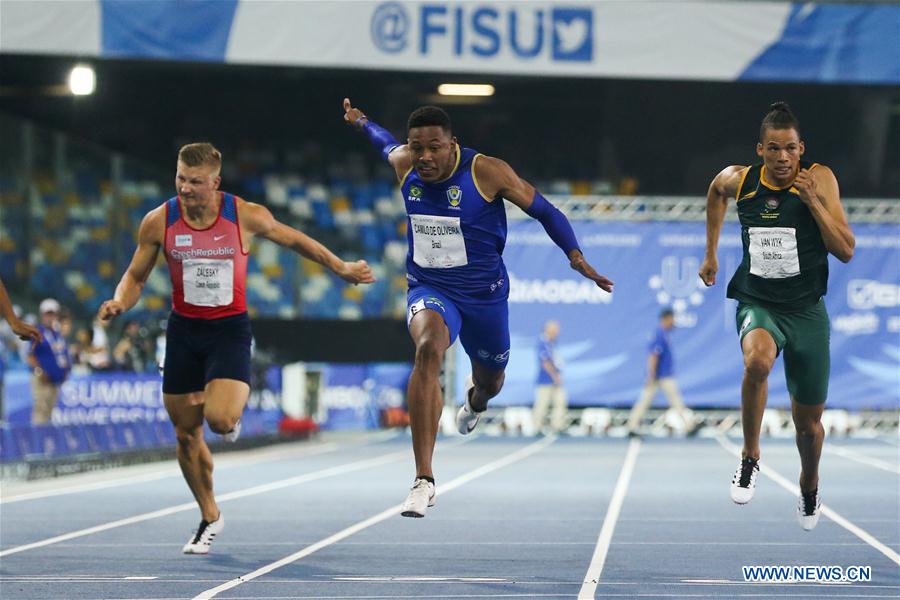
[1,370,283,462]
[314,363,412,431]
[456,221,900,410]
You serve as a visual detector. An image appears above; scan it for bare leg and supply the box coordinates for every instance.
[740,329,777,460]
[469,359,505,413]
[203,378,250,434]
[792,399,825,493]
[165,393,219,522]
[407,310,450,479]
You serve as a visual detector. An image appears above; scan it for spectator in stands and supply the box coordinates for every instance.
[532,320,568,434]
[626,308,698,438]
[28,298,70,425]
[69,325,94,375]
[113,320,151,373]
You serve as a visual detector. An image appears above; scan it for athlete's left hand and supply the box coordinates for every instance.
[11,319,42,343]
[794,169,819,207]
[570,253,614,292]
[338,259,376,285]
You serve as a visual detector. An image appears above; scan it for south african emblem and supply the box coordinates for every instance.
[447,186,462,207]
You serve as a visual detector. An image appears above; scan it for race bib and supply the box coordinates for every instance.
[410,214,468,269]
[748,227,800,279]
[182,258,233,306]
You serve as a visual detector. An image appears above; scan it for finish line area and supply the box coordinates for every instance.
[2,432,897,599]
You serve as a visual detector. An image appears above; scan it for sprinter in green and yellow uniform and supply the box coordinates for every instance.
[699,102,855,531]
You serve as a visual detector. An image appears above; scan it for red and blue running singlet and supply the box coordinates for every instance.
[164,193,248,319]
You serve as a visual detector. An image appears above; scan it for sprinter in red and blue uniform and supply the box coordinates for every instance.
[344,98,614,518]
[99,143,373,554]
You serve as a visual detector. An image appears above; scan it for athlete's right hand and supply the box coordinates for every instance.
[342,98,368,130]
[338,260,376,285]
[699,256,718,287]
[98,299,125,321]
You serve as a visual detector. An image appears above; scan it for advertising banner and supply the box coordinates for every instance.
[2,2,897,84]
[455,221,900,410]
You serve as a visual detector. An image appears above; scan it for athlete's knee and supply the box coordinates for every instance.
[174,424,204,448]
[205,408,239,435]
[413,336,445,371]
[475,371,505,398]
[793,412,823,437]
[743,350,774,381]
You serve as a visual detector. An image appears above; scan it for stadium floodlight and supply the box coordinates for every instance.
[437,83,495,97]
[68,65,96,96]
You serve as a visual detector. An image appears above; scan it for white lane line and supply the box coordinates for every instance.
[0,443,340,504]
[826,444,900,475]
[0,576,159,581]
[577,438,642,600]
[191,435,557,600]
[0,441,427,558]
[716,435,900,567]
[1,432,402,504]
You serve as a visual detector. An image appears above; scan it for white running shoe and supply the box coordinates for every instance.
[182,514,224,554]
[400,478,436,518]
[221,418,241,443]
[797,488,821,531]
[456,375,482,435]
[730,457,760,505]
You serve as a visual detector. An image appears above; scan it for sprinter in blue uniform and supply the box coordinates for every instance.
[344,98,613,517]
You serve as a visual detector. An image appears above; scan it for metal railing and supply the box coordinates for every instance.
[515,195,900,223]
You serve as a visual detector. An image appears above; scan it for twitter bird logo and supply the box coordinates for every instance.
[552,8,593,61]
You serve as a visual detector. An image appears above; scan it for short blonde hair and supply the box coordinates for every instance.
[178,143,222,173]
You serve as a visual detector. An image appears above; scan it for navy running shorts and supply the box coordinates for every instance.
[162,311,252,395]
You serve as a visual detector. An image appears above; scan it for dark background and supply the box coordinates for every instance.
[2,53,898,197]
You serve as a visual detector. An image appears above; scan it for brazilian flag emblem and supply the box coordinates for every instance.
[410,185,423,198]
[447,185,462,207]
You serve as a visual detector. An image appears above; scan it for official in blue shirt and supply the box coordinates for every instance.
[28,298,70,425]
[532,320,568,433]
[626,308,698,437]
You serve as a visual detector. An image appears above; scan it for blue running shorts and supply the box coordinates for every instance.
[407,284,509,370]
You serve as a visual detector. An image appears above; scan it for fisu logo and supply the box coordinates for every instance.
[371,3,593,62]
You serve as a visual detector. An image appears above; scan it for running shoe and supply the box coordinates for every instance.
[400,478,436,518]
[456,375,482,435]
[730,457,759,504]
[182,514,224,554]
[221,418,241,443]
[797,488,821,531]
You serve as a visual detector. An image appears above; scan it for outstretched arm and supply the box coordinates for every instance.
[99,208,164,320]
[0,277,42,343]
[240,201,375,285]
[699,165,745,287]
[795,166,854,263]
[474,155,613,292]
[342,97,412,181]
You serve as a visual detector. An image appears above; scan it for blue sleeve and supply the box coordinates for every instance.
[524,191,580,256]
[361,120,400,162]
